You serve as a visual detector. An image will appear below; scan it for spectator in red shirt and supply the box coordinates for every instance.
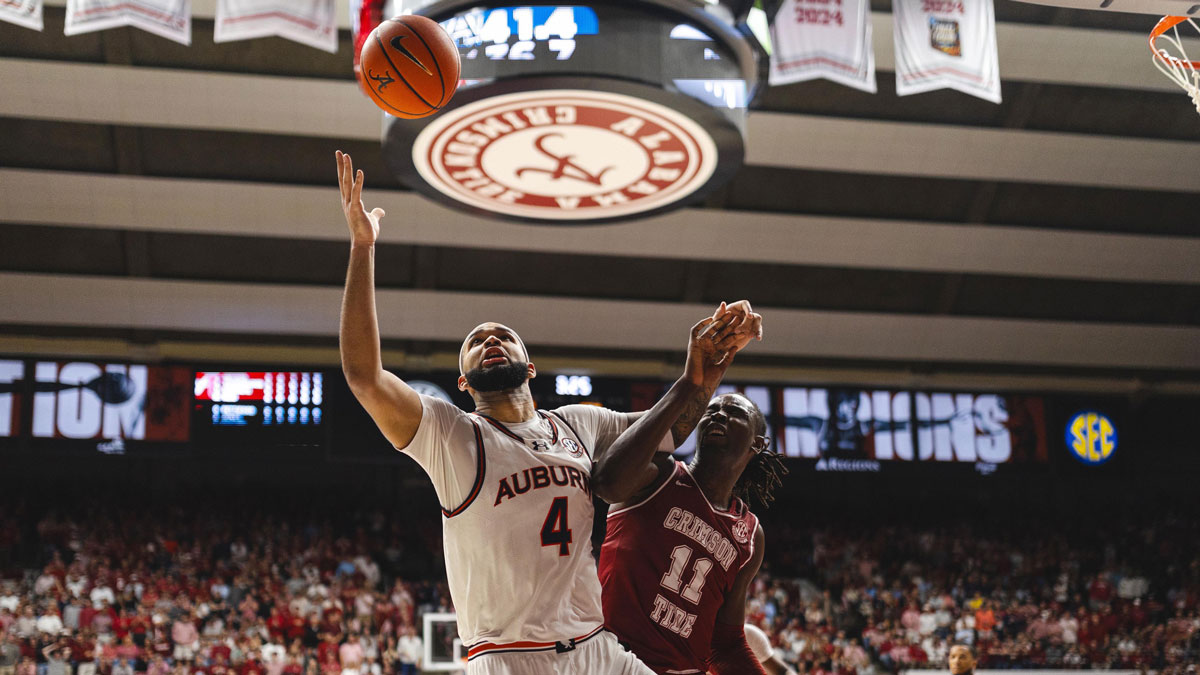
[317,651,339,675]
[209,656,231,675]
[1088,576,1113,609]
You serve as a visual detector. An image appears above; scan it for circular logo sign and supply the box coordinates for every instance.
[1065,411,1117,465]
[412,89,719,221]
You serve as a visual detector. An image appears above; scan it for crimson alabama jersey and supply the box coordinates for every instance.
[599,461,759,674]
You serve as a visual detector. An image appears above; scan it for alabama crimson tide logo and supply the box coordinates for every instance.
[411,90,719,221]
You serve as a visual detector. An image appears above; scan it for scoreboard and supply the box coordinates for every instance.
[437,4,752,108]
[194,371,324,427]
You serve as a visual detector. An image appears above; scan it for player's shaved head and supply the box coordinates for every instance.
[458,322,529,374]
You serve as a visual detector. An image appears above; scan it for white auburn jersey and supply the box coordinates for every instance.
[401,395,630,661]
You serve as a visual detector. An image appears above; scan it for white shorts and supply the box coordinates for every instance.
[467,631,655,675]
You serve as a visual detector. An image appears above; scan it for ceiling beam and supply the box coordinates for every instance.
[3,169,1198,285]
[1,272,1197,370]
[743,111,1200,192]
[3,58,1197,192]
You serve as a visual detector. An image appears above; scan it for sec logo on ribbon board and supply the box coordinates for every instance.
[1065,411,1117,465]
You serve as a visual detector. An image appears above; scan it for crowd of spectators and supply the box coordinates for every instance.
[0,498,1196,675]
[747,510,1200,673]
[0,501,447,675]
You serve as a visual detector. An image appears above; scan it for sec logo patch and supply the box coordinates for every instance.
[561,437,584,458]
[731,520,751,544]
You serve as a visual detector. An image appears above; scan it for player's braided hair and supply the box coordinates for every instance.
[733,445,788,509]
[729,395,788,509]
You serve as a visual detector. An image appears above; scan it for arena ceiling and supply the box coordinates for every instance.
[1,0,1198,393]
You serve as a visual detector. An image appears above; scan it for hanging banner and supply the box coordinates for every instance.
[0,0,43,31]
[349,0,386,93]
[64,0,191,45]
[892,0,1001,103]
[768,0,876,93]
[214,0,338,54]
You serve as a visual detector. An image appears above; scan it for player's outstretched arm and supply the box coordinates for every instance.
[665,300,763,447]
[708,524,768,675]
[591,306,743,504]
[337,150,423,449]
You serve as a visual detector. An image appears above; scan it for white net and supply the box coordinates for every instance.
[1150,16,1200,114]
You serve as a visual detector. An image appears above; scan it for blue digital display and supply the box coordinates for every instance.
[441,6,598,61]
[436,4,747,108]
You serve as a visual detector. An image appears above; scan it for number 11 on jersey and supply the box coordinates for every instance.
[660,545,712,603]
[648,545,712,639]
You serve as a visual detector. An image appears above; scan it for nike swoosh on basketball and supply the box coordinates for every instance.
[390,35,433,76]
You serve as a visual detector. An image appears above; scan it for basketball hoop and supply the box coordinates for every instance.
[1150,16,1200,114]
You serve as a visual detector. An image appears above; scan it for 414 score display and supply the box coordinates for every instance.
[440,6,597,61]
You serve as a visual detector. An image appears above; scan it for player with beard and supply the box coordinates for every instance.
[335,151,761,675]
[594,376,786,674]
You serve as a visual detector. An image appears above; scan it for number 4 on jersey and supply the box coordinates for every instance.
[541,497,573,556]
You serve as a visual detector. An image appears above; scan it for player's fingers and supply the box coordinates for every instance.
[710,301,727,321]
[713,332,744,352]
[371,208,386,220]
[710,318,741,343]
[352,169,364,203]
[336,152,348,201]
[726,299,753,315]
[691,317,716,337]
[698,314,733,339]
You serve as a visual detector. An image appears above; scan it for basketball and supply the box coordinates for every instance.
[359,15,460,119]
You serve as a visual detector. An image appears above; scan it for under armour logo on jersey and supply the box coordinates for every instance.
[529,439,550,452]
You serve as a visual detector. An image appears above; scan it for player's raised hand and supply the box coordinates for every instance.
[336,150,385,247]
[715,299,763,357]
[683,302,743,386]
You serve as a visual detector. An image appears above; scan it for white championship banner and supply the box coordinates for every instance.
[892,0,1001,103]
[214,0,338,54]
[0,0,43,30]
[64,0,191,45]
[768,0,876,93]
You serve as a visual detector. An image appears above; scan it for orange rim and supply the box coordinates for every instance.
[1149,16,1200,69]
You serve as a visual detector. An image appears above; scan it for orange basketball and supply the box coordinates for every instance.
[359,15,460,119]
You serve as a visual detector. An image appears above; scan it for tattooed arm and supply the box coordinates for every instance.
[668,300,764,446]
[591,302,762,504]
